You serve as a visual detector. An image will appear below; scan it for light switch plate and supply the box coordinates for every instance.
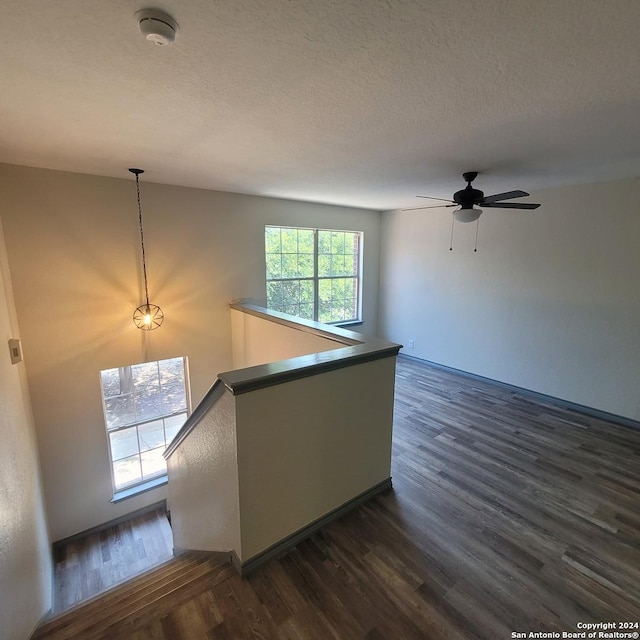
[8,338,22,364]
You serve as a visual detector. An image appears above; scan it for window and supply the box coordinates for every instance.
[265,226,362,324]
[100,357,189,493]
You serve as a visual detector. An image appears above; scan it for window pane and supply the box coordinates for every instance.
[138,419,165,452]
[280,228,298,253]
[318,278,331,301]
[331,231,345,254]
[280,254,297,278]
[317,278,358,323]
[318,254,330,277]
[297,253,313,277]
[100,368,121,398]
[318,300,331,323]
[134,389,163,423]
[282,280,301,307]
[267,281,283,308]
[331,255,347,276]
[265,227,281,254]
[113,454,142,489]
[298,229,314,253]
[165,413,186,443]
[344,298,357,320]
[161,385,186,414]
[141,447,167,479]
[300,280,314,303]
[333,306,346,322]
[132,362,162,422]
[266,254,282,279]
[132,361,158,384]
[103,394,135,429]
[158,357,184,383]
[298,303,314,320]
[109,427,139,461]
[331,278,346,299]
[318,230,331,254]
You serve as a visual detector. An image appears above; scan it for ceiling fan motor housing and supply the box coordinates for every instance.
[453,171,483,208]
[453,186,484,208]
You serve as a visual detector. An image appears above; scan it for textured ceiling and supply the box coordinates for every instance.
[1,0,640,210]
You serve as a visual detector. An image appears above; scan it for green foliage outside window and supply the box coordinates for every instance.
[265,226,362,324]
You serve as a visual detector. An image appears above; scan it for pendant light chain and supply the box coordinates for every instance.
[129,168,164,330]
[134,172,151,308]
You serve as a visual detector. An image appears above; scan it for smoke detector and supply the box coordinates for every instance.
[136,9,178,45]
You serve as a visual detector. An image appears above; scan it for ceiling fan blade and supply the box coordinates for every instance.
[401,204,457,211]
[481,190,529,204]
[416,195,457,203]
[482,202,541,209]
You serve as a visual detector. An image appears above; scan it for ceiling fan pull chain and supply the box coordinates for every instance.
[449,216,455,251]
[474,218,480,253]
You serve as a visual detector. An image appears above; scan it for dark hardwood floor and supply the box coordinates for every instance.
[53,507,173,613]
[44,356,640,638]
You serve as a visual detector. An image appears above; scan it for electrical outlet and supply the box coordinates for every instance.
[408,340,415,349]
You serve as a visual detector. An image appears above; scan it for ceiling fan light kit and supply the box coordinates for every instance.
[453,208,482,223]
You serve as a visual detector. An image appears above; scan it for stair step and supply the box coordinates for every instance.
[33,553,231,640]
[87,561,235,640]
[39,553,202,634]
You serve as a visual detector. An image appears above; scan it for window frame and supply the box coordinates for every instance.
[99,356,191,497]
[264,225,363,325]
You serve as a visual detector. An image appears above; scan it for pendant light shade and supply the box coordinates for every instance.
[129,168,164,331]
[133,303,164,330]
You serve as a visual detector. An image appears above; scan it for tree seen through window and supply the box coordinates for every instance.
[265,226,362,323]
[100,357,189,492]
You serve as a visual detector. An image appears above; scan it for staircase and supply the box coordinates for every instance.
[32,552,234,640]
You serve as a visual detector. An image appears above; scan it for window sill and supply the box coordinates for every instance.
[111,475,168,503]
[332,320,363,328]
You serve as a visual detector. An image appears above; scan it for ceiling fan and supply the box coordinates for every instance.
[404,171,541,223]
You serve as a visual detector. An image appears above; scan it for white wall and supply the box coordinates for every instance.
[167,390,241,556]
[0,219,52,640]
[0,163,381,541]
[379,177,640,421]
[236,356,396,560]
[230,308,342,369]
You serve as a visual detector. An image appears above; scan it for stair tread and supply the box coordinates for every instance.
[33,554,230,640]
[81,561,235,640]
[41,553,202,630]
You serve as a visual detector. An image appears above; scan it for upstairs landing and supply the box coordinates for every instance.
[52,507,173,614]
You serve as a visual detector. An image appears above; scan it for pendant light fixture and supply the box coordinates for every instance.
[129,168,164,331]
